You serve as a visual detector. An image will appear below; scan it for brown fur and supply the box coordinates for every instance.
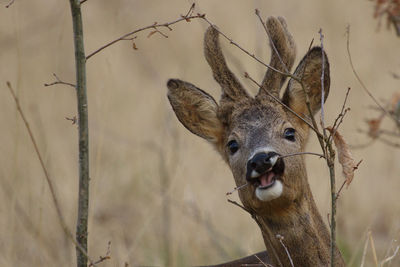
[167,17,344,267]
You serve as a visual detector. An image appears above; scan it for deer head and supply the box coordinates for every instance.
[167,17,329,217]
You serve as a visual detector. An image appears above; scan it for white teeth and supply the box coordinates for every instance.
[251,170,260,178]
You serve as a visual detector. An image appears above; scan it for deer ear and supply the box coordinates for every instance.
[282,47,330,117]
[167,79,223,144]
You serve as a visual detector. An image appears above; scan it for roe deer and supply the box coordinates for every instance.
[167,17,345,267]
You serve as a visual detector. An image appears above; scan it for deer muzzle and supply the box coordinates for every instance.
[246,152,285,201]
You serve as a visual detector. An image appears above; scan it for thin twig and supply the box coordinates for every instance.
[346,25,398,124]
[276,235,294,267]
[378,129,400,138]
[379,137,400,148]
[279,152,326,159]
[201,17,288,77]
[323,75,336,267]
[360,231,370,267]
[319,29,328,139]
[5,0,15,8]
[255,9,289,73]
[296,44,327,157]
[336,159,362,200]
[6,81,95,266]
[336,181,347,201]
[87,4,293,85]
[254,254,273,267]
[227,199,253,215]
[380,245,400,266]
[44,73,76,88]
[244,72,322,137]
[329,88,351,142]
[86,4,201,60]
[226,183,249,196]
[350,139,376,150]
[89,241,111,267]
[369,231,379,267]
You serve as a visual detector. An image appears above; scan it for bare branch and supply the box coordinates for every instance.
[6,81,95,266]
[5,0,15,8]
[227,199,253,216]
[44,73,76,88]
[244,72,322,137]
[346,25,398,125]
[379,137,400,148]
[350,139,377,150]
[279,152,326,159]
[89,241,111,267]
[360,231,370,267]
[254,254,273,267]
[68,1,90,266]
[336,159,362,200]
[329,88,351,143]
[377,129,400,138]
[315,32,338,267]
[226,183,248,196]
[276,235,294,267]
[255,9,289,73]
[380,245,400,266]
[201,17,288,77]
[369,231,379,267]
[86,4,202,60]
[319,29,328,139]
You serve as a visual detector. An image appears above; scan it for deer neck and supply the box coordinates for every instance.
[253,186,344,267]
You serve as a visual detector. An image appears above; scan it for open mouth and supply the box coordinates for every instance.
[246,157,285,190]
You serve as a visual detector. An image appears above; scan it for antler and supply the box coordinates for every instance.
[204,26,249,102]
[257,17,296,99]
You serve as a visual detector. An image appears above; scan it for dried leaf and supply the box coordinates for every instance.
[390,92,400,112]
[327,127,358,187]
[366,117,383,138]
[132,42,138,50]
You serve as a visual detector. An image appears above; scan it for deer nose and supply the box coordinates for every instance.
[247,152,279,177]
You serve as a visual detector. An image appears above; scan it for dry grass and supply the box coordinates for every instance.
[1,0,400,266]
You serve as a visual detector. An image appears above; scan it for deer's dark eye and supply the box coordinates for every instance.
[227,140,239,154]
[284,128,296,142]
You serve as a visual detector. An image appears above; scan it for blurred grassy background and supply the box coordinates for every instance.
[1,0,400,266]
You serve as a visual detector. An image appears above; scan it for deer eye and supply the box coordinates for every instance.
[227,140,239,154]
[284,128,296,142]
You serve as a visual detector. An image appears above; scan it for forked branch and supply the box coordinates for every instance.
[44,73,76,88]
[346,25,398,125]
[86,4,203,60]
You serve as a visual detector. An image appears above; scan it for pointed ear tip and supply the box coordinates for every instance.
[167,79,180,90]
[266,16,279,26]
[205,26,219,36]
[309,46,329,57]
